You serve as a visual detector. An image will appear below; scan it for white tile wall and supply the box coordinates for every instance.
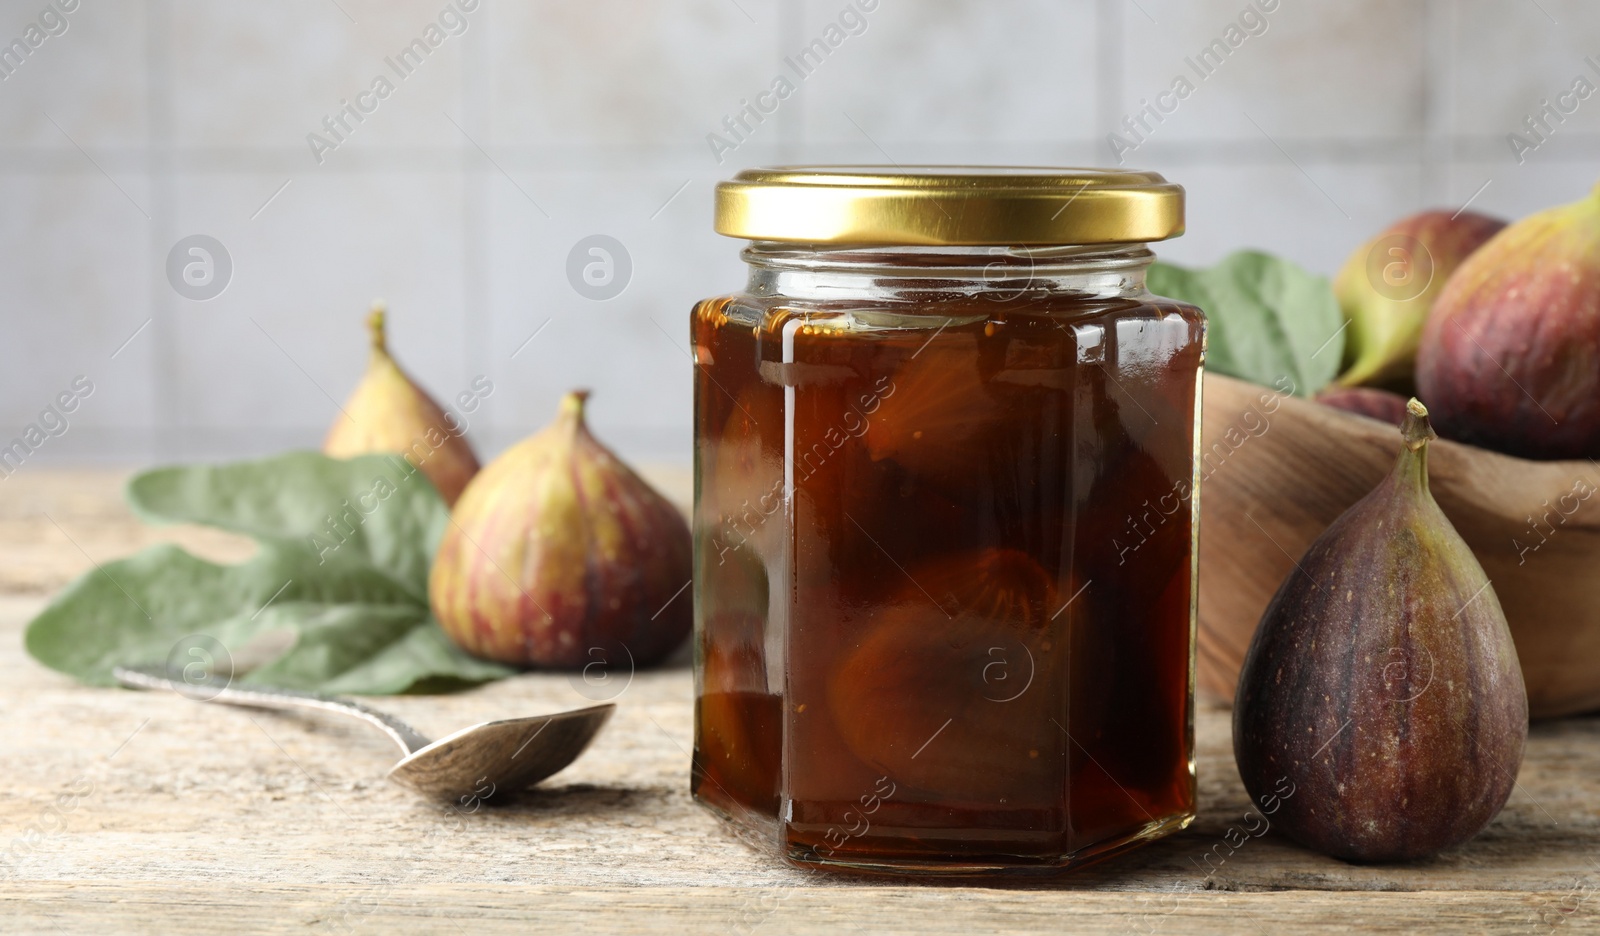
[1,0,1597,468]
[488,0,781,150]
[1117,0,1427,145]
[1450,0,1600,138]
[0,0,148,149]
[795,0,1101,146]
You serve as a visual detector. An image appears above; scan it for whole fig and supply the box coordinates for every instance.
[430,390,692,668]
[1416,183,1600,458]
[1314,385,1409,425]
[1334,210,1504,389]
[1234,399,1527,862]
[324,302,481,505]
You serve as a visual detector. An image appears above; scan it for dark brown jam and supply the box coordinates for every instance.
[692,276,1202,874]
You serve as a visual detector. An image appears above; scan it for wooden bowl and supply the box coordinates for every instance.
[1197,372,1600,719]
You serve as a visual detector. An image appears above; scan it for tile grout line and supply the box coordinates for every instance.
[464,0,491,398]
[778,0,804,156]
[8,133,1600,176]
[1420,0,1451,206]
[1443,0,1461,201]
[147,0,176,466]
[1096,0,1123,157]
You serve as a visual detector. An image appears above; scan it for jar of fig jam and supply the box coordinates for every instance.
[691,167,1202,875]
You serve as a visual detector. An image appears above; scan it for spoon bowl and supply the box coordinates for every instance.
[113,664,613,800]
[387,707,615,798]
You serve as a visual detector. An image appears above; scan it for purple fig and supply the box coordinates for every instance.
[1234,399,1527,862]
[1334,210,1504,389]
[429,390,692,668]
[1416,184,1600,459]
[1315,386,1410,425]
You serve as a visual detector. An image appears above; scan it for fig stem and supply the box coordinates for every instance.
[1401,398,1436,452]
[1393,397,1437,496]
[367,300,388,353]
[560,389,592,425]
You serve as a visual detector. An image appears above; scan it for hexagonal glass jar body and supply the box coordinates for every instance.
[691,241,1202,875]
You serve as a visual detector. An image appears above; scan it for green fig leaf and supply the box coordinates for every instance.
[127,450,444,597]
[25,451,515,694]
[1149,249,1345,396]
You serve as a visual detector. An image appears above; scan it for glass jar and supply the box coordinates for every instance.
[690,167,1203,875]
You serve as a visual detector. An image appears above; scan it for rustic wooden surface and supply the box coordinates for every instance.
[3,469,1599,934]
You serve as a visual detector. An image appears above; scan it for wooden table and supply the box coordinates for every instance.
[2,470,1597,934]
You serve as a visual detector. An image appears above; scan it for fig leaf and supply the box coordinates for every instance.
[1148,249,1344,396]
[24,451,514,694]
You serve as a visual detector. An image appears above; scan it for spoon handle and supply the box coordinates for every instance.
[112,664,432,756]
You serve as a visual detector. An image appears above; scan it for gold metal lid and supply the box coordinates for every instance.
[714,166,1184,246]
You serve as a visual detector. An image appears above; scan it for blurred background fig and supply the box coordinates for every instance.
[1333,209,1504,391]
[1416,183,1600,459]
[323,301,481,505]
[1314,385,1410,425]
[1234,400,1527,862]
[430,390,692,669]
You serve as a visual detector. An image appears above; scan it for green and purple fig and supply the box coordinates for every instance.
[1417,183,1600,459]
[430,390,692,669]
[324,302,481,505]
[1314,385,1409,425]
[1233,399,1527,862]
[1334,210,1504,389]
